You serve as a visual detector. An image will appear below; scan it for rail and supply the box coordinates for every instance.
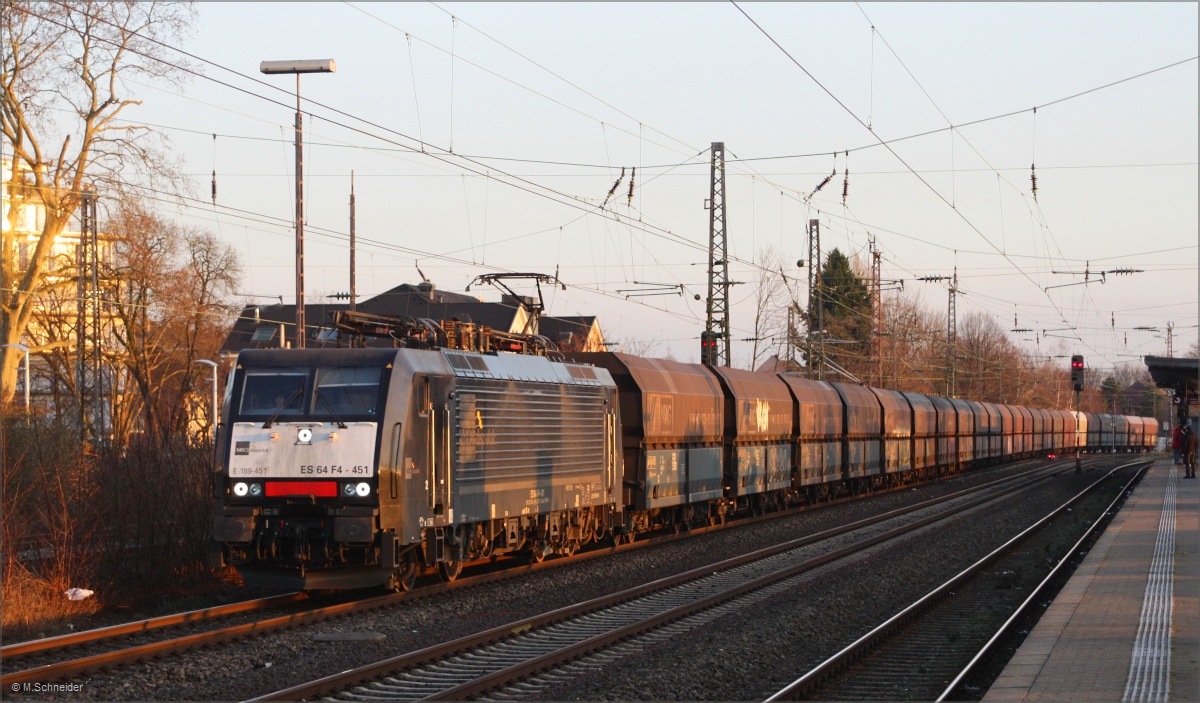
[935,459,1153,701]
[765,458,1151,701]
[0,456,1085,689]
[248,458,1085,701]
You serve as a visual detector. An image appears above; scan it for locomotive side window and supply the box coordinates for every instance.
[313,367,382,416]
[239,368,308,416]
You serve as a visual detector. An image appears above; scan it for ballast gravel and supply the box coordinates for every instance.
[11,457,1112,701]
[540,461,1135,701]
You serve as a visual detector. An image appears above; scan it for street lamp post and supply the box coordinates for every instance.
[1,343,31,412]
[260,58,336,349]
[193,359,219,440]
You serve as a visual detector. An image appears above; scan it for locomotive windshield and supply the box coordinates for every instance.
[313,367,382,415]
[237,365,384,419]
[239,368,307,416]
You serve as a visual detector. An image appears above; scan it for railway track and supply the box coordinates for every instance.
[765,458,1151,702]
[1,455,1118,693]
[246,456,1107,702]
[0,454,1060,688]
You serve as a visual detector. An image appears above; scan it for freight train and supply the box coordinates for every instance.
[210,347,1157,591]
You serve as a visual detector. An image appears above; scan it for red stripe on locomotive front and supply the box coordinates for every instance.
[265,481,338,497]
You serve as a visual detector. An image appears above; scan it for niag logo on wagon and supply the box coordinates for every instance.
[233,441,269,455]
[234,441,268,456]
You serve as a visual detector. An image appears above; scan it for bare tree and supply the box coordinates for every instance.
[748,245,785,371]
[1,1,196,403]
[618,337,660,358]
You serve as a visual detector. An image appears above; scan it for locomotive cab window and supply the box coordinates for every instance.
[313,367,382,417]
[239,368,308,416]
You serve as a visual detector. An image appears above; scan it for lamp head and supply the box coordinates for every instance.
[260,59,336,75]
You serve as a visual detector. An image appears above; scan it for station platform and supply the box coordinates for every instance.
[984,456,1197,702]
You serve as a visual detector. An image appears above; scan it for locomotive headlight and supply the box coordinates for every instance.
[248,482,263,497]
[343,483,356,497]
[297,428,313,443]
[355,482,371,497]
[233,482,249,497]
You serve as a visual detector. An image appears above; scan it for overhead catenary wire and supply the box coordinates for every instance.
[77,177,711,332]
[16,4,1190,362]
[843,3,1087,349]
[732,1,1136,370]
[405,34,426,150]
[23,1,725,264]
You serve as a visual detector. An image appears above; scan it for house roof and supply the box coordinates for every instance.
[539,315,597,342]
[220,282,527,355]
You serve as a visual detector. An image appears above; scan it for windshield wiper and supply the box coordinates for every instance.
[315,391,349,429]
[263,388,303,429]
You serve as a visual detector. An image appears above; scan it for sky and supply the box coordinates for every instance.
[104,2,1198,370]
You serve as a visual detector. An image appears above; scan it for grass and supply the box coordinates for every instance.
[1,561,103,641]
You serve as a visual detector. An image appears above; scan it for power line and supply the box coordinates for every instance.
[731,1,1137,371]
[717,54,1198,164]
[79,177,711,329]
[24,2,716,263]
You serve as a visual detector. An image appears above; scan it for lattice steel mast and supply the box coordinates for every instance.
[76,191,105,442]
[947,267,959,396]
[806,218,823,379]
[871,238,882,386]
[704,142,731,367]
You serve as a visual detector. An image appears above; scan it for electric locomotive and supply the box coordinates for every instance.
[211,347,621,591]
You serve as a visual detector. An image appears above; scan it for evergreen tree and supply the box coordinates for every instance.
[1101,376,1123,412]
[807,248,872,378]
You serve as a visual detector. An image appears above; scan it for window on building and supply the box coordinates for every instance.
[250,327,277,342]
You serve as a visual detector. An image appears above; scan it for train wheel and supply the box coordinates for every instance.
[388,555,419,592]
[527,540,549,564]
[436,558,463,582]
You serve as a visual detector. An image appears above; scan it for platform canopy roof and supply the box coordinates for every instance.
[1144,355,1198,399]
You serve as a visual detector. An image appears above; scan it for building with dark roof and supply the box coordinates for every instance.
[220,282,605,355]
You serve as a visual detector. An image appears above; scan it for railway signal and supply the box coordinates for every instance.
[700,331,720,365]
[1070,355,1085,392]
